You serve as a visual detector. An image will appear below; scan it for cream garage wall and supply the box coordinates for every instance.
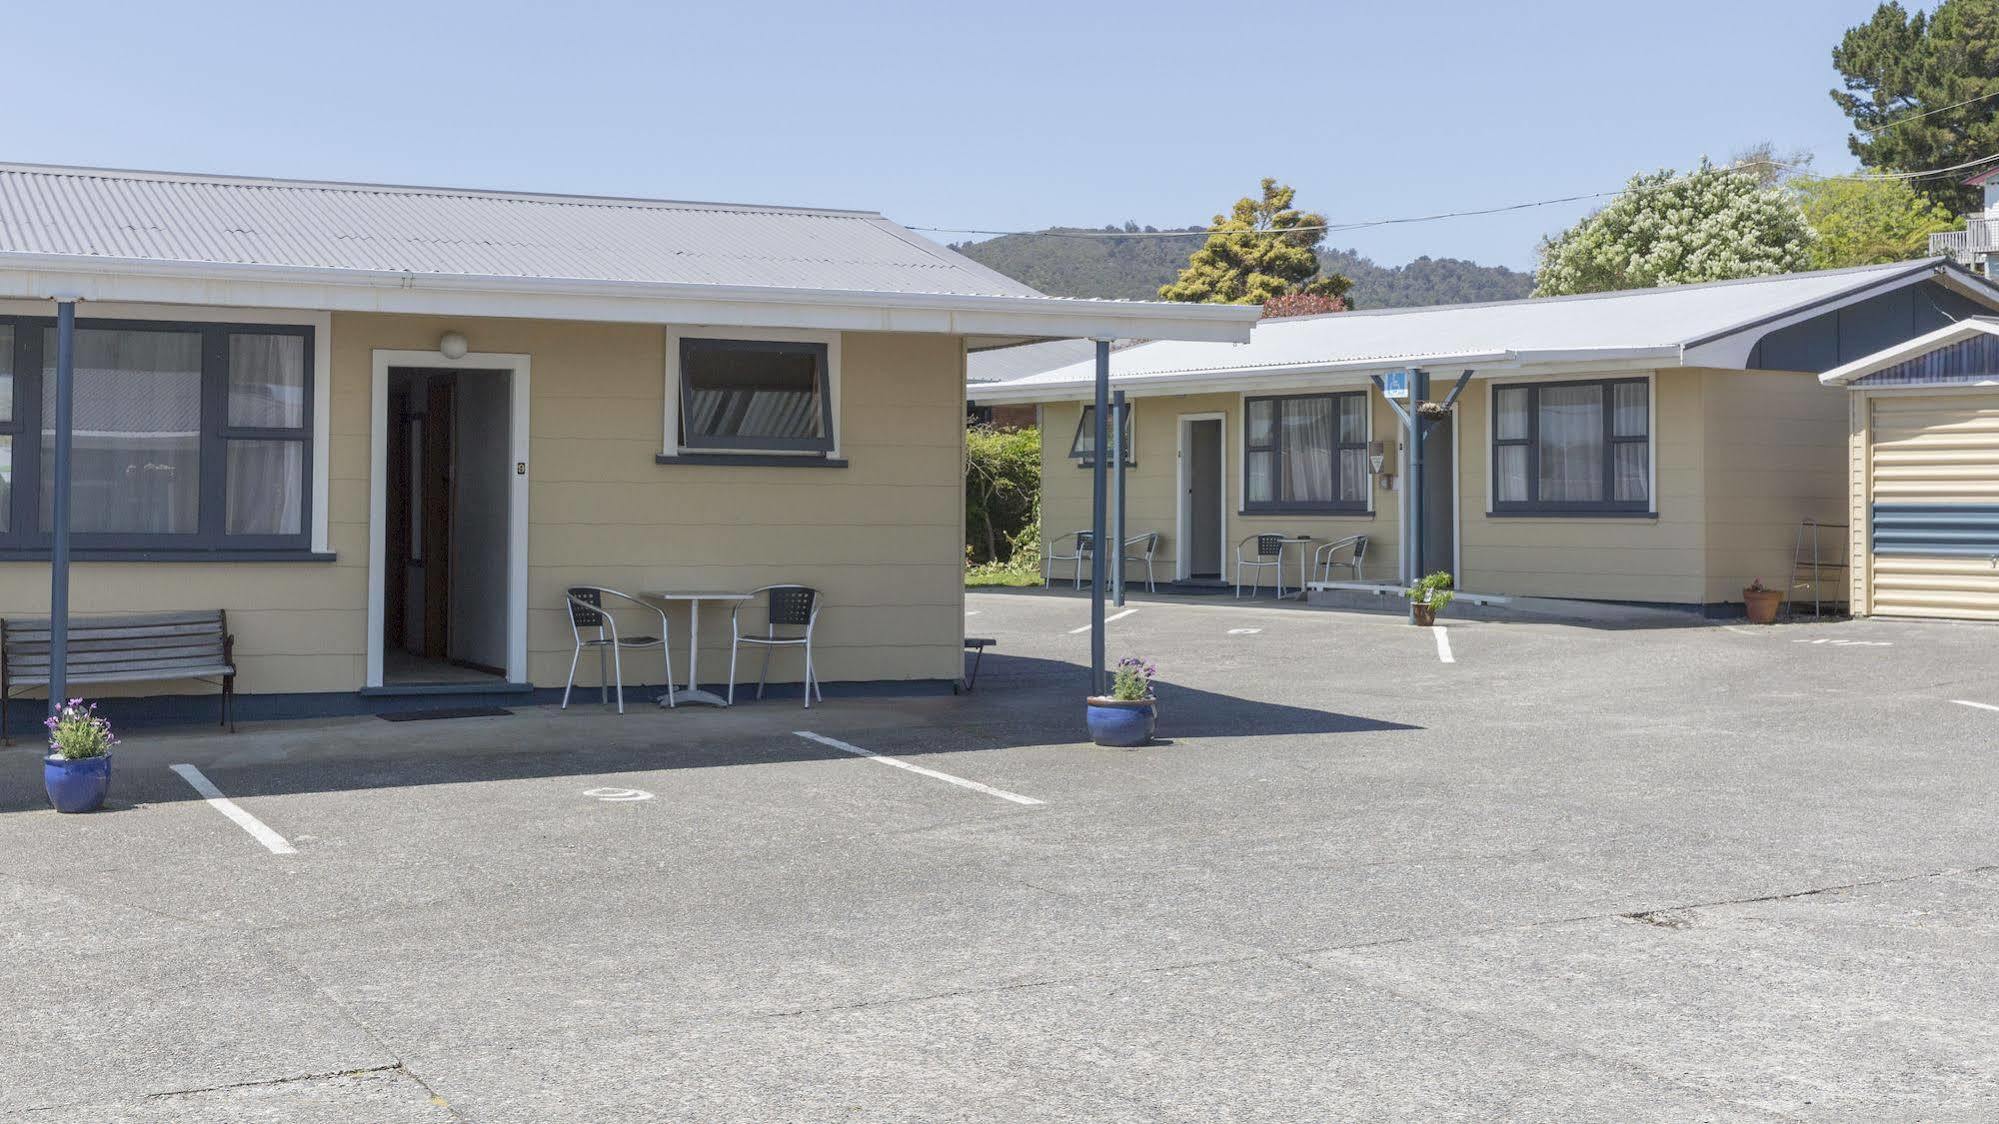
[1039,391,1402,586]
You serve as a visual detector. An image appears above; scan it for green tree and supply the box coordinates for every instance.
[1794,173,1959,268]
[1533,161,1816,297]
[1832,0,1999,212]
[1159,179,1353,305]
[964,424,1041,565]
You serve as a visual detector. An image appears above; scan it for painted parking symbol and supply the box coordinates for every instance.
[582,787,654,802]
[1228,628,1263,635]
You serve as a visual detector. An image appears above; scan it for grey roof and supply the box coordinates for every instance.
[0,163,1044,298]
[970,260,1990,399]
[966,338,1150,383]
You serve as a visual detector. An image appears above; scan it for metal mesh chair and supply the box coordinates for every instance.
[1122,532,1160,593]
[1235,534,1290,599]
[728,584,824,708]
[562,586,673,714]
[1312,534,1370,584]
[1045,530,1094,589]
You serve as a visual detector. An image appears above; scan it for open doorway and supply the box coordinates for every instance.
[1177,414,1227,581]
[381,367,514,685]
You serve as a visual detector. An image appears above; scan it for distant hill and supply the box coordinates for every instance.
[951,226,1535,309]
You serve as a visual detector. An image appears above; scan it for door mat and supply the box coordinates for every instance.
[379,706,513,722]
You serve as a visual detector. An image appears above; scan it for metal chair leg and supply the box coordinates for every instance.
[562,644,581,709]
[727,634,739,706]
[612,645,625,715]
[662,640,676,709]
[757,631,773,700]
[598,642,609,706]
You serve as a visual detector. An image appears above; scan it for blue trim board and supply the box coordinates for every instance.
[1872,503,1999,555]
[0,679,958,741]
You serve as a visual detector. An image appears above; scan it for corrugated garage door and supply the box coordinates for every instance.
[1870,394,1999,619]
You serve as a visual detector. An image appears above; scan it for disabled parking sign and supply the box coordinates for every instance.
[1381,369,1410,400]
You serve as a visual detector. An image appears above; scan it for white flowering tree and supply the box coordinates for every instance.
[1533,161,1816,296]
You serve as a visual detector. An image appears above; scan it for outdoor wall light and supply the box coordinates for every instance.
[439,330,470,360]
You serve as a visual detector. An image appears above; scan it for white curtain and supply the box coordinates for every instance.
[1536,384,1603,503]
[1280,398,1334,503]
[1611,383,1649,503]
[228,334,306,428]
[44,328,202,534]
[1494,387,1530,502]
[225,440,303,535]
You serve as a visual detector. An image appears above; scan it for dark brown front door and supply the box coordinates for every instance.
[421,380,454,660]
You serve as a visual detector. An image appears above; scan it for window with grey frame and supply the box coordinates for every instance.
[0,316,314,556]
[1068,403,1135,467]
[1242,392,1368,513]
[1490,378,1650,515]
[678,337,834,454]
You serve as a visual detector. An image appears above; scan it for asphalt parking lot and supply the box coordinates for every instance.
[3,590,1996,1122]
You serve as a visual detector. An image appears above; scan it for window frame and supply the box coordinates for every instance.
[665,331,839,458]
[1069,403,1136,467]
[1240,391,1371,515]
[1488,375,1653,517]
[0,313,316,557]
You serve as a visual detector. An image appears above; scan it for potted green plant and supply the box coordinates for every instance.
[1403,571,1455,627]
[1086,656,1156,747]
[1743,577,1783,624]
[43,699,115,814]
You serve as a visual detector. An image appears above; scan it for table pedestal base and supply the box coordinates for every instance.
[659,687,730,709]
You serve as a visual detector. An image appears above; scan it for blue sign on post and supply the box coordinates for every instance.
[1381,368,1411,400]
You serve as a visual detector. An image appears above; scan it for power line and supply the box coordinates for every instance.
[1856,87,1999,134]
[913,153,1999,242]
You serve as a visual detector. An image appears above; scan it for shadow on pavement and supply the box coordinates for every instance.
[0,654,1416,813]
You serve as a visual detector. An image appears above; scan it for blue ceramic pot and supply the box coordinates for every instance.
[1086,696,1156,747]
[44,752,111,814]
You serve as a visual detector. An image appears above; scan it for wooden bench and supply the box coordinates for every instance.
[2,610,236,741]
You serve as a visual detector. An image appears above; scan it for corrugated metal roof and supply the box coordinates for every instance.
[0,163,1045,298]
[971,261,1969,397]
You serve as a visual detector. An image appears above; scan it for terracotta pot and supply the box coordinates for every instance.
[1411,602,1437,627]
[1743,587,1783,624]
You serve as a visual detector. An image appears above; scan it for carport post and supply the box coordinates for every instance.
[1089,339,1110,694]
[1112,389,1127,608]
[47,298,78,715]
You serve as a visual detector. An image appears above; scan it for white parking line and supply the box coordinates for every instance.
[169,764,297,855]
[1068,607,1137,635]
[1227,627,1263,635]
[1434,625,1455,664]
[793,731,1044,806]
[1951,699,1999,712]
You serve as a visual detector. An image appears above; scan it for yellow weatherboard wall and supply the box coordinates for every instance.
[1039,393,1402,586]
[0,311,969,697]
[1037,367,1847,609]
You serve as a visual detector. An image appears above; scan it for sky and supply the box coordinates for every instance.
[5,0,1927,272]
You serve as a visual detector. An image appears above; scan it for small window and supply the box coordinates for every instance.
[1069,404,1135,466]
[678,337,833,453]
[1243,392,1368,513]
[1491,377,1650,514]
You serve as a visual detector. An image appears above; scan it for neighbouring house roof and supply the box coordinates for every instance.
[1819,316,1999,387]
[0,163,1256,344]
[969,260,1999,402]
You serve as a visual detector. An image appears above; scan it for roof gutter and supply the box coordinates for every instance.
[0,251,1260,343]
[969,345,1683,404]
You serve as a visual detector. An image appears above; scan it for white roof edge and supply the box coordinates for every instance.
[969,345,1684,404]
[0,251,1259,342]
[1819,317,1999,386]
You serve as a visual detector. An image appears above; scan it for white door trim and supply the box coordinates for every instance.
[367,349,532,689]
[1176,412,1229,581]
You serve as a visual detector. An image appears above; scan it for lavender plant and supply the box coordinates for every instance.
[46,699,115,760]
[1109,657,1156,702]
